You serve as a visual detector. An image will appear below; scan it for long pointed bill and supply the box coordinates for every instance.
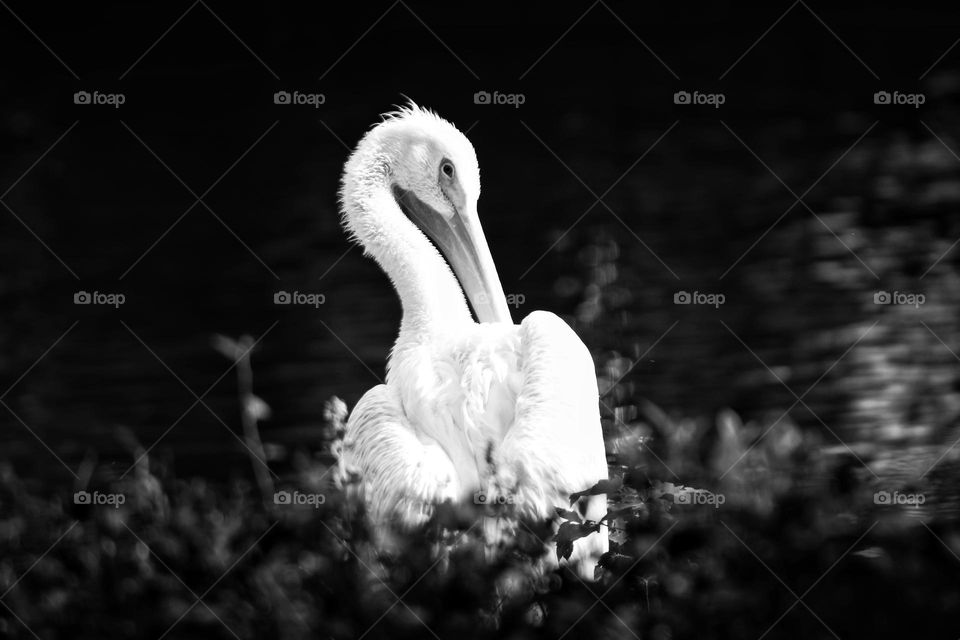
[393,186,512,324]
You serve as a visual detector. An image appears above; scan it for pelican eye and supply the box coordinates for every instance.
[440,160,455,180]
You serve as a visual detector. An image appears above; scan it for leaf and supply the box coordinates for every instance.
[597,550,626,569]
[568,477,622,505]
[609,526,629,547]
[555,507,582,523]
[601,501,647,521]
[555,522,580,561]
[555,521,602,562]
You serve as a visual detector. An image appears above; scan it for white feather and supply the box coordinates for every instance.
[339,103,608,579]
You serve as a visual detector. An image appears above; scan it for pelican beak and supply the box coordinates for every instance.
[393,186,512,324]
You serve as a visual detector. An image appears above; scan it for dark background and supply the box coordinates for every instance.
[4,3,960,639]
[2,1,959,485]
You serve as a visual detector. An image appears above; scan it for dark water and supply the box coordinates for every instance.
[2,11,960,484]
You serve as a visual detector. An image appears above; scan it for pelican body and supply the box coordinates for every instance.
[339,104,608,578]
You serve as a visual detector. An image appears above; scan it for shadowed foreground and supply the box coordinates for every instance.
[2,395,959,640]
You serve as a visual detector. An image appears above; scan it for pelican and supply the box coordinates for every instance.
[338,103,608,579]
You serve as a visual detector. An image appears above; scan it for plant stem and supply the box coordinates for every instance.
[236,334,274,508]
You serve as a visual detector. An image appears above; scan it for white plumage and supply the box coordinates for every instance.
[338,104,608,579]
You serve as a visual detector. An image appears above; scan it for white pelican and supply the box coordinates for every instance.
[339,103,608,579]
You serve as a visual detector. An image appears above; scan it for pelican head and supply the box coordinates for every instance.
[340,103,511,325]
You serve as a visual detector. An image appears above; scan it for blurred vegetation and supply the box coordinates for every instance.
[2,378,960,639]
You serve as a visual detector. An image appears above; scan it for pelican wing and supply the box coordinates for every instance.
[495,311,609,573]
[344,384,461,524]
